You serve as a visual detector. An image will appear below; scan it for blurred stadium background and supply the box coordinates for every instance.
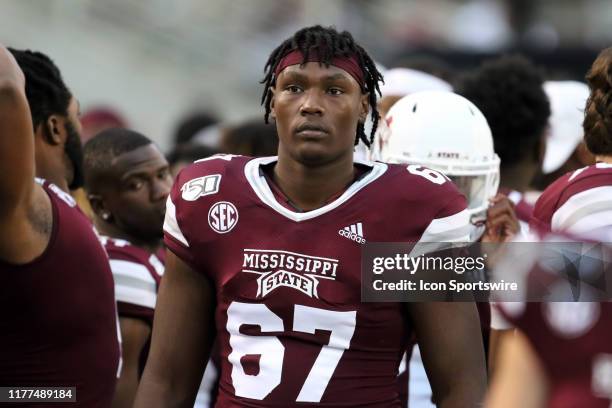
[1,0,611,150]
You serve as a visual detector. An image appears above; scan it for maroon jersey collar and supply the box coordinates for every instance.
[259,162,371,213]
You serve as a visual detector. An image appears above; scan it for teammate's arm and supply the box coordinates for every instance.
[486,331,548,408]
[0,45,34,212]
[111,317,151,408]
[134,252,215,408]
[408,302,487,407]
[0,44,49,263]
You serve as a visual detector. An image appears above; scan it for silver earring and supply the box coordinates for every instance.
[101,212,110,221]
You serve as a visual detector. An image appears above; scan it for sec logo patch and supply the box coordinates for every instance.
[208,201,239,234]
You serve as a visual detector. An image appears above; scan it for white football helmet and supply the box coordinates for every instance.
[373,91,500,223]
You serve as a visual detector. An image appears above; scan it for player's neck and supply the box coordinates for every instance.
[34,140,71,193]
[273,152,356,212]
[34,166,69,193]
[595,154,612,164]
[499,164,534,193]
[95,221,162,254]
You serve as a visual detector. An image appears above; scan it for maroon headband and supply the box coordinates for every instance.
[274,49,365,89]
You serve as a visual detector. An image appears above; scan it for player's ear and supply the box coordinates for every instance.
[88,193,113,223]
[359,92,369,123]
[269,87,276,120]
[44,115,64,146]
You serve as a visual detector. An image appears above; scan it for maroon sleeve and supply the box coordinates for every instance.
[530,174,569,233]
[162,162,209,269]
[162,155,247,273]
[105,242,158,326]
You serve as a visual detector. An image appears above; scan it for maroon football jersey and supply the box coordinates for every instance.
[103,236,218,407]
[497,230,612,407]
[102,236,164,325]
[164,155,473,407]
[0,181,121,407]
[531,163,612,234]
[500,300,612,407]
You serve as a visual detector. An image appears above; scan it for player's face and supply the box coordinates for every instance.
[271,62,368,166]
[105,144,172,241]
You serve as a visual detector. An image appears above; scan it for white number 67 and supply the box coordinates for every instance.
[407,164,448,185]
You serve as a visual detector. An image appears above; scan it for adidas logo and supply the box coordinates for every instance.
[339,222,366,244]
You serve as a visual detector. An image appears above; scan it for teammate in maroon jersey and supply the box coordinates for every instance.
[456,55,552,376]
[531,162,612,235]
[374,90,521,405]
[0,45,120,406]
[83,128,172,407]
[135,25,486,407]
[531,47,612,236]
[489,47,612,408]
[487,235,612,408]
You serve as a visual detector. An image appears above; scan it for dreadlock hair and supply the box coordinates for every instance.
[8,48,72,129]
[583,47,612,156]
[261,25,384,148]
[83,128,153,191]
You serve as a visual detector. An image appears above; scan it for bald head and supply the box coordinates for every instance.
[83,128,171,245]
[83,128,152,191]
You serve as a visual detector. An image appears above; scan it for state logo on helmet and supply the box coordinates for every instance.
[373,90,500,224]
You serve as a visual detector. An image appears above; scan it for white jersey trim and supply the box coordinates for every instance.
[163,195,190,247]
[408,209,473,257]
[244,157,388,222]
[419,209,473,243]
[556,210,612,236]
[110,259,157,309]
[551,186,612,232]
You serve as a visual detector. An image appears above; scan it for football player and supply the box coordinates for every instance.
[83,128,218,408]
[375,90,518,407]
[83,128,172,408]
[0,45,120,406]
[488,46,612,408]
[455,55,552,374]
[455,55,551,230]
[135,25,486,407]
[531,48,612,236]
[486,234,612,408]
